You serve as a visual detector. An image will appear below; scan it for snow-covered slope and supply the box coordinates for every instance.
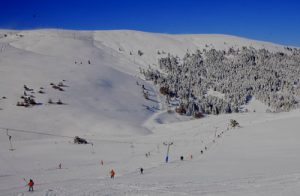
[1,29,287,138]
[94,30,287,66]
[0,29,299,196]
[0,29,161,139]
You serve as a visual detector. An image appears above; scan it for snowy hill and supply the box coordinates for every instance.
[94,30,287,66]
[0,29,300,196]
[1,29,289,139]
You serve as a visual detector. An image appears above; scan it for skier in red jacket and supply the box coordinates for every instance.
[28,179,34,192]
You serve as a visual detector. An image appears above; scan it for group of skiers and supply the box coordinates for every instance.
[26,152,197,192]
[25,145,205,192]
[26,152,192,192]
[25,151,199,192]
[109,167,144,179]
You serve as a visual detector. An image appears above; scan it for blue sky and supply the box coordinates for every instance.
[1,0,300,46]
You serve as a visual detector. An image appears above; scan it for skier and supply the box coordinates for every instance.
[140,167,144,174]
[28,179,34,192]
[101,160,104,166]
[180,156,184,161]
[58,163,62,169]
[110,169,115,179]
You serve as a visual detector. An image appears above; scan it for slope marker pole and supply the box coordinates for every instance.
[163,142,173,163]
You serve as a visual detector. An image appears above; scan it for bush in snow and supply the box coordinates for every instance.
[138,50,144,56]
[230,119,240,128]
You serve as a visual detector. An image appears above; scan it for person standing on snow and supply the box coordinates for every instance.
[140,167,144,174]
[110,169,115,179]
[28,179,34,192]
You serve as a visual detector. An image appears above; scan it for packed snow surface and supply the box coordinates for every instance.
[0,29,299,195]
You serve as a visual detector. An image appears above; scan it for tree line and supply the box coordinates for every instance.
[142,46,300,116]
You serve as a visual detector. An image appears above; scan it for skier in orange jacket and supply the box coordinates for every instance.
[110,169,115,179]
